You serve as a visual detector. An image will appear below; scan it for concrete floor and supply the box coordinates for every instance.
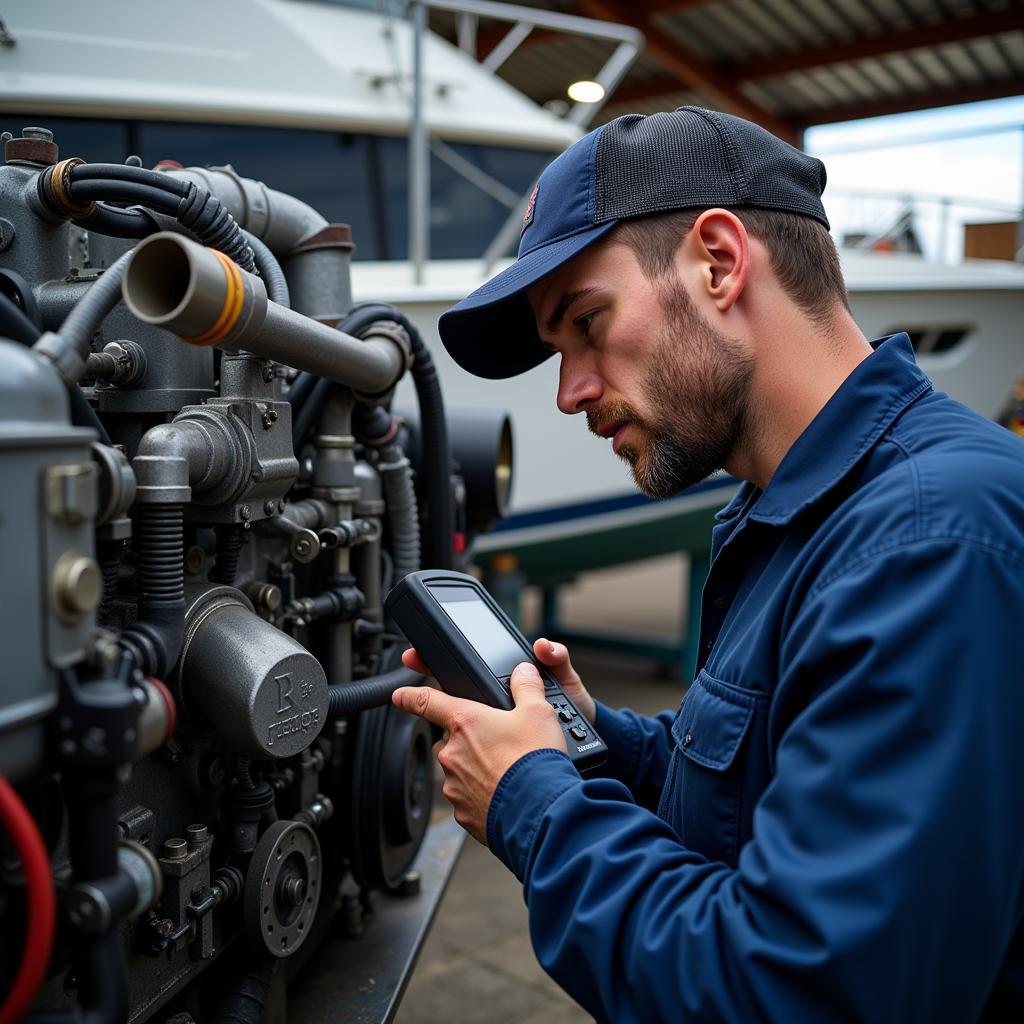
[395,555,693,1023]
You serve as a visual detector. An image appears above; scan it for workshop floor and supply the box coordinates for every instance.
[395,554,692,1024]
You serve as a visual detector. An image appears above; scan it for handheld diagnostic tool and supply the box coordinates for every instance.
[385,570,606,773]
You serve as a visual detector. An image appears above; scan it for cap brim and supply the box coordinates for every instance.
[438,220,618,380]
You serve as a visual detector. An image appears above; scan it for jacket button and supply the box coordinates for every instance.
[683,731,692,746]
[713,597,726,610]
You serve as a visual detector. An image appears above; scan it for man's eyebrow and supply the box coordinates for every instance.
[544,287,598,335]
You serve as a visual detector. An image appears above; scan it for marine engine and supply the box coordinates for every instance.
[0,124,511,1023]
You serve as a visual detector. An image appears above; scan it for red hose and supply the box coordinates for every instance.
[0,774,56,1024]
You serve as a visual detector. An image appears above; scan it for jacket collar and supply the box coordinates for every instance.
[716,334,932,527]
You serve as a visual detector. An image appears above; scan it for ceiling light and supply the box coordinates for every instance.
[567,80,605,104]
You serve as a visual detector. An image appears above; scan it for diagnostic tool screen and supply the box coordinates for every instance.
[433,586,527,677]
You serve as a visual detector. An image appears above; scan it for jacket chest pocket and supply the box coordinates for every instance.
[657,671,762,866]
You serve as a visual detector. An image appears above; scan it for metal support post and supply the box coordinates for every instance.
[409,0,429,284]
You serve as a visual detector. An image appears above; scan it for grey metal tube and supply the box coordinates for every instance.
[121,232,407,393]
[164,166,328,256]
[33,250,133,385]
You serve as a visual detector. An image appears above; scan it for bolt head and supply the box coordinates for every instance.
[240,505,252,521]
[264,499,276,515]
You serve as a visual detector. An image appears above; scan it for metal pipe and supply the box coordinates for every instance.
[481,21,533,74]
[424,0,643,45]
[409,1,429,285]
[121,233,407,393]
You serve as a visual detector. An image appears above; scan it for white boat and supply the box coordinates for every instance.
[3,0,1021,582]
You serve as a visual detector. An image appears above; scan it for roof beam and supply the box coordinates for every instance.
[739,9,1024,80]
[796,76,1024,127]
[574,0,799,141]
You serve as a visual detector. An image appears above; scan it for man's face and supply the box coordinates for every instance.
[528,239,754,498]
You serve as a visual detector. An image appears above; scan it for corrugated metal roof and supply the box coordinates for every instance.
[432,0,1024,140]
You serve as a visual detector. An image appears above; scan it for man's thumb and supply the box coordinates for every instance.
[510,661,544,704]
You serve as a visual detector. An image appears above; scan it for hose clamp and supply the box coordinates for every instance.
[42,157,96,220]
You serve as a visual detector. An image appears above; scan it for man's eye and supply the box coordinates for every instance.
[576,311,597,337]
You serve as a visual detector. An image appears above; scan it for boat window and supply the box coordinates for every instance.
[1,115,552,262]
[894,327,972,355]
[137,122,382,259]
[0,116,128,164]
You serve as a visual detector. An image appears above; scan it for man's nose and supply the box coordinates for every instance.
[556,360,603,415]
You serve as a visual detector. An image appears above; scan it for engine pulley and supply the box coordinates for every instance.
[346,704,433,891]
[243,819,322,958]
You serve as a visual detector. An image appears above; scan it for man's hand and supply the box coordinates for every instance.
[393,647,572,845]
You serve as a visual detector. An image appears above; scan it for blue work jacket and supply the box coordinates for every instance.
[487,334,1024,1023]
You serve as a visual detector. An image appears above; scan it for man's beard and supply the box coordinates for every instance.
[588,279,754,498]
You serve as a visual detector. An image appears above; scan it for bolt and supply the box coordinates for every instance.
[53,552,102,620]
[264,499,276,516]
[280,876,306,907]
[124,154,143,167]
[240,505,252,521]
[22,126,53,142]
[262,408,278,430]
[162,837,188,861]
[0,132,12,146]
[277,500,286,513]
[262,362,276,383]
[393,870,422,898]
[248,582,282,612]
[186,823,210,848]
[185,544,206,575]
[155,917,174,939]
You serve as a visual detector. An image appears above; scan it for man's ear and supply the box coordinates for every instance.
[685,209,750,313]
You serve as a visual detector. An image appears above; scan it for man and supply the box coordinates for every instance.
[393,107,1024,1021]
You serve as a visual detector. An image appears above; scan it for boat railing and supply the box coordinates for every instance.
[825,186,1024,265]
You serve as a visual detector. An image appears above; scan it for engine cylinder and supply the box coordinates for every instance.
[178,585,328,759]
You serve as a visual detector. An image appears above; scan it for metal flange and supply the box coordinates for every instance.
[243,819,322,958]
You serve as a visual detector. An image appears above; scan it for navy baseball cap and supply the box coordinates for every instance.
[438,106,829,379]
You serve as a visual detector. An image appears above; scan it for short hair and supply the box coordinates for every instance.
[611,207,850,325]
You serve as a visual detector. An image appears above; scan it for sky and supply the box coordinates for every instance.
[803,96,1024,263]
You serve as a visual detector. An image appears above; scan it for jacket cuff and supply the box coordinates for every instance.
[593,700,642,784]
[487,748,581,880]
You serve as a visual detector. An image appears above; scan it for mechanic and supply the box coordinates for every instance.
[393,107,1024,1022]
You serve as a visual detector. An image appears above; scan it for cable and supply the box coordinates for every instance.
[0,775,56,1024]
[326,665,426,716]
[242,231,290,308]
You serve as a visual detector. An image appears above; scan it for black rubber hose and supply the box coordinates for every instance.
[77,202,160,240]
[48,169,256,273]
[242,230,290,307]
[70,178,182,212]
[326,666,426,717]
[70,162,190,196]
[209,524,245,586]
[291,303,453,569]
[212,957,276,1024]
[120,504,185,678]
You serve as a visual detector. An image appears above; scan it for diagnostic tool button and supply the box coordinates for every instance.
[558,708,574,723]
[569,725,587,741]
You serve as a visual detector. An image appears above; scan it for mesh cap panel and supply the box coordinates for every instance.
[594,107,829,228]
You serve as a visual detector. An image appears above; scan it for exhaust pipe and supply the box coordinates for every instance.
[122,233,408,394]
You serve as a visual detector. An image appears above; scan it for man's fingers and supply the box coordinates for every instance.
[392,685,460,729]
[510,661,547,706]
[533,638,581,686]
[401,647,433,677]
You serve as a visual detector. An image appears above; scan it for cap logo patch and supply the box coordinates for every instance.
[520,182,539,237]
